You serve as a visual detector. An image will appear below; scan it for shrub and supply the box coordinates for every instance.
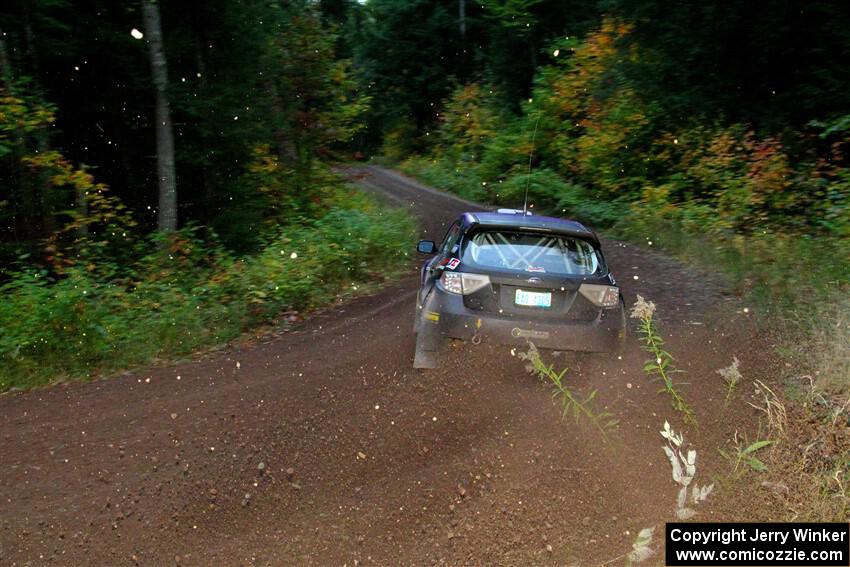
[0,193,414,391]
[399,157,487,202]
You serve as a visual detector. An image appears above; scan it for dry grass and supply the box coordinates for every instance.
[754,296,850,521]
[710,333,848,522]
[750,374,849,521]
[748,379,788,436]
[763,435,849,521]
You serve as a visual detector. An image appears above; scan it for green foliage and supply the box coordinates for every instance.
[476,121,531,181]
[436,83,500,164]
[630,295,696,424]
[608,0,850,131]
[0,90,55,157]
[482,0,544,37]
[399,157,487,203]
[719,434,775,474]
[264,8,370,189]
[619,205,850,309]
[354,0,475,145]
[23,150,137,241]
[0,82,59,243]
[519,342,618,442]
[211,144,347,252]
[0,190,414,391]
[479,0,601,105]
[381,122,425,164]
[355,0,602,150]
[493,168,564,211]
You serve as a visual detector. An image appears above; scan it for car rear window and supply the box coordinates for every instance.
[462,230,603,276]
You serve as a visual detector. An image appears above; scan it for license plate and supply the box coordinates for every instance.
[515,288,552,308]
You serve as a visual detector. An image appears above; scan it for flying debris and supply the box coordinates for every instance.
[130,28,144,40]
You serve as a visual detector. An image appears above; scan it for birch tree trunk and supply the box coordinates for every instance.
[142,0,177,232]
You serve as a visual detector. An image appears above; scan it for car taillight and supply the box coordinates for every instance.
[441,271,464,294]
[440,271,491,295]
[578,284,620,308]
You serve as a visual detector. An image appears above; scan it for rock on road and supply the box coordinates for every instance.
[1,166,762,566]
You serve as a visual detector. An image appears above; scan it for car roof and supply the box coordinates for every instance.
[460,211,599,245]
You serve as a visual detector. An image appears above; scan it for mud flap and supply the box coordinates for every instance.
[616,299,627,353]
[413,340,438,369]
[413,316,441,369]
[413,298,421,334]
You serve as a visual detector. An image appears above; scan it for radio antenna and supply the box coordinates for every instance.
[523,113,541,217]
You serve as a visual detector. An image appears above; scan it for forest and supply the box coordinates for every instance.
[1,0,848,391]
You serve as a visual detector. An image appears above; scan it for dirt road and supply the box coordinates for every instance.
[1,166,774,566]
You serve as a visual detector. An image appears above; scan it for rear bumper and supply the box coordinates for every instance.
[420,290,625,352]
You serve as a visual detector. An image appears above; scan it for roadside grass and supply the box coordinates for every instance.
[785,297,850,394]
[0,187,415,391]
[712,385,849,522]
[615,213,849,393]
[766,425,849,521]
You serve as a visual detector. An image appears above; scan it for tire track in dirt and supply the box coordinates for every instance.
[0,166,774,566]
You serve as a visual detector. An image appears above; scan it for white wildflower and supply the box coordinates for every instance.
[630,294,656,320]
[717,356,742,389]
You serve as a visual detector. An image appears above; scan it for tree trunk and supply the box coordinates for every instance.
[142,0,177,232]
[459,0,466,37]
[75,186,89,238]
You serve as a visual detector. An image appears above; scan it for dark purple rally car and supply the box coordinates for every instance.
[413,209,626,368]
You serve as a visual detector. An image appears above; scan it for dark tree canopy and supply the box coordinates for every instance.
[2,0,849,252]
[606,0,850,131]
